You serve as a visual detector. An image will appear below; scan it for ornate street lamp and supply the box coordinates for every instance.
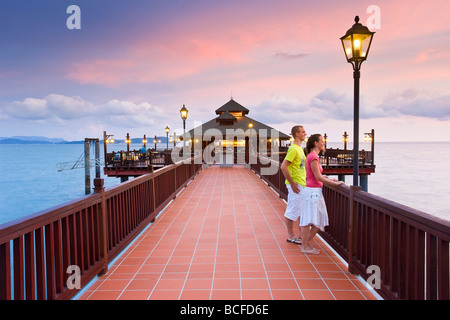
[340,16,375,186]
[125,133,131,154]
[180,104,189,155]
[165,125,170,151]
[342,131,349,151]
[143,134,147,148]
[103,131,114,168]
[364,129,375,165]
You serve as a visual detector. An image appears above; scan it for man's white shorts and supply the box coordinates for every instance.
[284,183,304,221]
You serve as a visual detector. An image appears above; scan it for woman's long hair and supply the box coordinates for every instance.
[305,134,322,155]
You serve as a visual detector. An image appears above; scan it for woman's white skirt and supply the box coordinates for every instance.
[299,187,328,231]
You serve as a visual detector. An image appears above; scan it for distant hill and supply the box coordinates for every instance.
[0,136,77,144]
[0,136,169,145]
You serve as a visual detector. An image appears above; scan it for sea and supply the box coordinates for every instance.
[0,141,449,225]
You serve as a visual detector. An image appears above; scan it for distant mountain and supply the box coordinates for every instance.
[0,136,73,144]
[0,138,54,144]
[0,136,169,145]
[0,136,66,143]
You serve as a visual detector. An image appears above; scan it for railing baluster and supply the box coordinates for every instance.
[45,223,56,300]
[0,241,11,300]
[426,233,438,300]
[13,236,25,300]
[53,220,63,295]
[35,227,46,300]
[24,231,35,300]
[437,239,449,300]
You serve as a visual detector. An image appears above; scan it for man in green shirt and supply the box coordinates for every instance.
[281,125,307,244]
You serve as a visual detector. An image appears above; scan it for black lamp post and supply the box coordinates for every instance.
[180,104,188,155]
[340,16,375,187]
[143,134,147,148]
[165,125,170,151]
[125,133,131,154]
[342,131,349,151]
[103,131,114,161]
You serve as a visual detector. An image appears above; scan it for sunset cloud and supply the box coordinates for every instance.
[1,94,171,130]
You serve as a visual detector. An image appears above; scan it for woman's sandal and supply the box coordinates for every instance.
[286,237,302,244]
[301,247,320,255]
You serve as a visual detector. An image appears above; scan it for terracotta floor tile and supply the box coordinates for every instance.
[240,271,267,279]
[296,278,328,290]
[210,289,241,300]
[242,289,272,300]
[213,270,240,279]
[126,279,158,291]
[184,278,213,290]
[113,265,142,274]
[271,289,303,300]
[332,290,367,300]
[324,279,358,291]
[241,278,270,290]
[155,279,186,290]
[266,271,294,279]
[189,263,215,273]
[213,278,241,290]
[96,279,129,291]
[118,290,152,300]
[187,271,214,279]
[292,271,320,279]
[302,289,335,300]
[264,262,291,272]
[86,290,122,300]
[148,289,181,300]
[268,278,299,290]
[180,290,212,300]
[164,264,191,273]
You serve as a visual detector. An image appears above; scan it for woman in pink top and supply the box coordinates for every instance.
[300,134,344,254]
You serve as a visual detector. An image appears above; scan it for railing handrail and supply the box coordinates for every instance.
[353,187,450,238]
[0,193,102,244]
[250,152,450,300]
[0,157,195,241]
[0,156,202,300]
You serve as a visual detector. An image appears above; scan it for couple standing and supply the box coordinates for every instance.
[281,125,343,255]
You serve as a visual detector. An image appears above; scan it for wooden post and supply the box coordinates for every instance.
[151,167,156,222]
[94,178,108,276]
[95,139,100,179]
[84,139,90,195]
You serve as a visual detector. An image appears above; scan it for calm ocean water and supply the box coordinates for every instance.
[0,141,449,225]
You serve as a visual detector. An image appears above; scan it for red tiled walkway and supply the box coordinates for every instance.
[78,165,377,300]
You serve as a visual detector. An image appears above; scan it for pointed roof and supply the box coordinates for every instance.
[215,98,249,115]
[184,114,290,140]
[181,98,290,141]
[216,110,237,122]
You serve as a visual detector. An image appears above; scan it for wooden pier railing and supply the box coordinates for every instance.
[0,156,202,300]
[251,154,450,300]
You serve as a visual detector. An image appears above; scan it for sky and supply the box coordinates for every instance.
[0,0,449,142]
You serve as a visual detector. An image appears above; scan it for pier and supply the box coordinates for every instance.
[102,99,376,190]
[1,154,449,300]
